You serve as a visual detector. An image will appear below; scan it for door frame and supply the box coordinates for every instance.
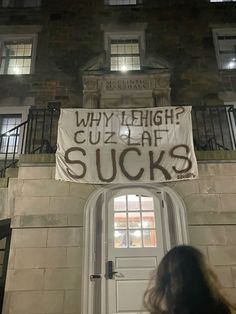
[81,183,189,314]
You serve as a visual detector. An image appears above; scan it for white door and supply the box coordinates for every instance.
[106,189,165,314]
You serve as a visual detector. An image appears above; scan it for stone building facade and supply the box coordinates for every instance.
[0,0,235,313]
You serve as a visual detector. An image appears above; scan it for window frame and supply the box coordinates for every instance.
[1,0,41,8]
[213,28,236,71]
[112,191,158,249]
[105,0,142,6]
[210,0,236,2]
[104,29,146,72]
[109,37,141,71]
[0,106,30,157]
[0,34,38,75]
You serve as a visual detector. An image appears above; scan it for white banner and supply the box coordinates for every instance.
[55,107,198,184]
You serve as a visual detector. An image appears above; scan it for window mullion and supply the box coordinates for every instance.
[4,48,10,75]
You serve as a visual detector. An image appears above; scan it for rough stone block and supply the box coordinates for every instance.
[0,178,8,188]
[51,167,55,179]
[187,212,236,225]
[64,290,81,313]
[14,247,67,268]
[6,269,44,290]
[69,182,96,199]
[13,214,68,228]
[189,226,226,245]
[7,179,22,219]
[220,194,236,212]
[8,290,64,313]
[213,163,236,176]
[215,177,236,194]
[47,227,83,247]
[44,268,81,290]
[66,247,83,268]
[67,214,84,227]
[49,196,85,214]
[0,188,9,220]
[8,178,24,197]
[213,267,234,288]
[7,249,15,270]
[172,179,199,197]
[230,267,236,287]
[185,194,221,212]
[225,226,236,244]
[18,166,53,179]
[45,248,67,268]
[15,196,50,215]
[11,228,47,248]
[198,163,217,177]
[208,246,236,266]
[19,153,55,165]
[198,177,216,194]
[22,179,69,197]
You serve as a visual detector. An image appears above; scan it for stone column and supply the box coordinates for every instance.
[83,91,100,109]
[153,91,170,107]
[83,78,101,109]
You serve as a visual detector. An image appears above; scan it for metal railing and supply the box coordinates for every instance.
[0,104,235,177]
[25,107,60,154]
[0,107,60,177]
[0,120,28,177]
[192,105,236,151]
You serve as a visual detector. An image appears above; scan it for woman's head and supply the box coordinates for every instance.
[144,245,233,314]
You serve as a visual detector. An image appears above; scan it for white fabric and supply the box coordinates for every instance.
[55,107,198,184]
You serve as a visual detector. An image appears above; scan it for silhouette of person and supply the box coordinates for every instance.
[144,245,236,314]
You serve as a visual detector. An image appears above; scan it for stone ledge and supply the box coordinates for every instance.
[0,177,8,188]
[11,214,84,228]
[196,151,236,162]
[19,154,55,166]
[188,212,236,225]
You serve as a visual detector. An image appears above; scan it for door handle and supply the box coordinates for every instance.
[106,260,117,279]
[90,274,102,281]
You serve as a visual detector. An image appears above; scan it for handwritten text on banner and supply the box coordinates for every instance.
[55,107,198,184]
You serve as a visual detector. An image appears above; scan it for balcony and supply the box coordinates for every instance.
[0,105,235,177]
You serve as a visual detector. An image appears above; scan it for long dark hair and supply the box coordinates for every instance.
[144,245,235,314]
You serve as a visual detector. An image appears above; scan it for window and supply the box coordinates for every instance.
[103,24,146,72]
[106,0,141,5]
[0,35,37,75]
[0,106,29,155]
[114,194,157,248]
[2,0,41,7]
[110,39,141,71]
[213,28,236,70]
[0,115,21,153]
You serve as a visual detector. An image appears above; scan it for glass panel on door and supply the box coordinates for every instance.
[113,194,157,249]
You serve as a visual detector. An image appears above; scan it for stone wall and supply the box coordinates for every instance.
[172,162,236,303]
[0,178,9,221]
[0,1,236,108]
[2,167,97,314]
[1,161,236,313]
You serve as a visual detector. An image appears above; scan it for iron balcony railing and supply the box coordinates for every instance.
[0,106,60,177]
[192,105,236,151]
[0,105,235,177]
